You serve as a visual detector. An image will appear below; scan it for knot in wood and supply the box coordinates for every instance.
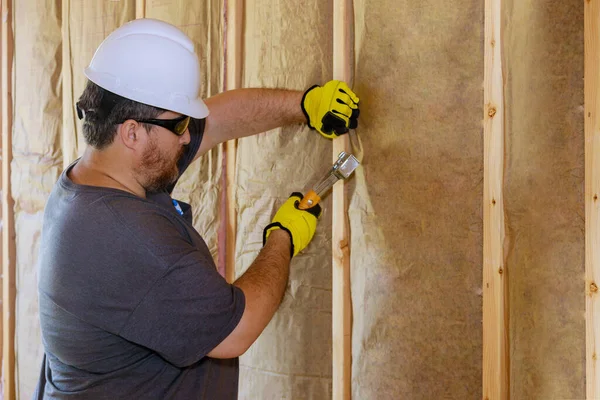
[498,267,503,275]
[591,282,599,293]
[488,107,497,118]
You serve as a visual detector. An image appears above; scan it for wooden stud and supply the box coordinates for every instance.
[483,0,508,399]
[224,0,243,284]
[1,0,15,398]
[332,0,352,398]
[0,6,3,393]
[61,0,78,168]
[136,0,145,19]
[586,0,600,397]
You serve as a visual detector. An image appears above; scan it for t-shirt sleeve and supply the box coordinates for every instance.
[119,250,245,367]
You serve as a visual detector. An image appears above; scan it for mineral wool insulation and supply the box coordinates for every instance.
[12,0,585,399]
[504,1,584,398]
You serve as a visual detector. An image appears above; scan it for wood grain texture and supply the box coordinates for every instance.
[0,7,3,396]
[61,0,77,168]
[483,0,507,398]
[333,0,352,398]
[225,0,242,283]
[1,0,15,398]
[135,0,145,18]
[586,0,600,398]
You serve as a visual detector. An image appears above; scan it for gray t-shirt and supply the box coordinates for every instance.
[34,118,245,399]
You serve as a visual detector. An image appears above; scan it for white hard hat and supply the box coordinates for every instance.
[84,18,209,119]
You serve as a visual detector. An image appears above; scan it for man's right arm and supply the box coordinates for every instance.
[207,193,321,359]
[207,229,291,358]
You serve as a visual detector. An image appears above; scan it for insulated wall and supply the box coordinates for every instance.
[504,1,585,398]
[7,0,588,399]
[234,1,334,398]
[349,1,484,398]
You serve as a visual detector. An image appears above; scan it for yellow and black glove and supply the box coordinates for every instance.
[263,192,322,257]
[301,80,360,139]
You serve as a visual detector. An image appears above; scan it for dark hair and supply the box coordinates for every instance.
[76,80,165,149]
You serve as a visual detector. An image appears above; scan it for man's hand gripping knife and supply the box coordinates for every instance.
[263,193,322,257]
[301,80,360,139]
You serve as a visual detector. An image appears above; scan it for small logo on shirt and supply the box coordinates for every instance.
[172,199,184,216]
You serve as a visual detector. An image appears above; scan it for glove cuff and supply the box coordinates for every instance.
[301,84,319,129]
[263,222,294,258]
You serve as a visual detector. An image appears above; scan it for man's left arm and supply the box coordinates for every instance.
[193,89,304,161]
[193,81,360,161]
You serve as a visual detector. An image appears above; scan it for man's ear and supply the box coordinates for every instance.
[118,119,143,151]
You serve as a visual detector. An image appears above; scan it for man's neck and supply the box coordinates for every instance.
[69,147,146,198]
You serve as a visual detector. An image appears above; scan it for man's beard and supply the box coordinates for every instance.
[138,137,185,193]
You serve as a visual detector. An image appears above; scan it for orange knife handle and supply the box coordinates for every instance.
[298,190,321,210]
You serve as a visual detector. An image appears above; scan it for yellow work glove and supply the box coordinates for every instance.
[301,80,360,139]
[263,192,322,257]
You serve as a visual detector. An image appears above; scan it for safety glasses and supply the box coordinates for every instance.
[138,115,191,136]
[75,89,191,136]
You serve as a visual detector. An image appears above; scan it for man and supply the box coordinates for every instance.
[34,18,359,399]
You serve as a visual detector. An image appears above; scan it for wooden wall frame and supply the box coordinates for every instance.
[2,0,15,398]
[482,0,508,398]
